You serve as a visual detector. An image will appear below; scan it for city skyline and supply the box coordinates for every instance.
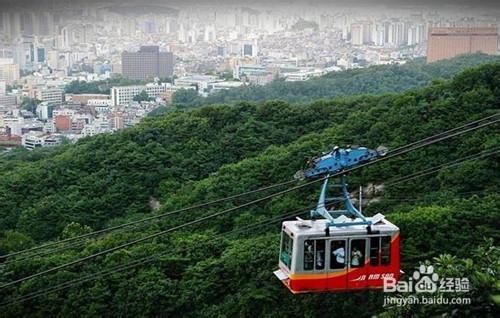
[0,0,498,150]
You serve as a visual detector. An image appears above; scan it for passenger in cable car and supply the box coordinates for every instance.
[304,241,314,270]
[331,241,345,269]
[351,247,363,267]
[316,241,325,269]
[316,252,324,268]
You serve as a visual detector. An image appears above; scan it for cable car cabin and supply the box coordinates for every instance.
[274,213,400,293]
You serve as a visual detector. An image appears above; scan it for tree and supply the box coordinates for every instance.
[21,97,40,113]
[61,222,93,239]
[133,90,152,102]
[158,77,173,84]
[0,230,34,254]
[172,88,200,106]
[64,77,148,95]
[186,53,500,108]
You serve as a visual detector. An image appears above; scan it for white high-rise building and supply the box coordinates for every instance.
[204,25,216,42]
[373,24,385,46]
[362,22,373,44]
[351,23,363,46]
[36,102,53,120]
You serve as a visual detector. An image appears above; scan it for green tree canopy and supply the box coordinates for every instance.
[0,61,498,317]
[172,88,200,106]
[133,90,152,102]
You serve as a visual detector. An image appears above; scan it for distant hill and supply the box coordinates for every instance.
[172,53,500,107]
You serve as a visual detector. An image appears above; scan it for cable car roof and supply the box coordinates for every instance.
[283,213,399,236]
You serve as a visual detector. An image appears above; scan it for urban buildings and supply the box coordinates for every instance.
[0,58,19,83]
[351,23,364,46]
[427,27,498,63]
[1,4,499,151]
[233,64,268,80]
[283,68,327,81]
[111,83,171,106]
[34,87,64,106]
[36,102,54,120]
[175,75,218,91]
[122,46,174,80]
[22,131,61,150]
[68,94,110,105]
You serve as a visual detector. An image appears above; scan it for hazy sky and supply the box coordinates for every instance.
[1,0,499,9]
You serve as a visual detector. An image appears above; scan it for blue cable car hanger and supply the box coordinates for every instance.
[295,145,387,228]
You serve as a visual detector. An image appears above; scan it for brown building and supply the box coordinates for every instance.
[55,115,71,132]
[122,46,174,80]
[0,132,22,147]
[427,27,498,63]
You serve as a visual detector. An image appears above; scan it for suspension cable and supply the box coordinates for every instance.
[0,178,298,260]
[1,114,498,288]
[0,206,313,307]
[3,113,497,261]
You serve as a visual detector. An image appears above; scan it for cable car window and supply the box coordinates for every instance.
[370,237,380,266]
[330,240,346,269]
[350,239,366,268]
[381,236,391,265]
[304,240,314,270]
[315,240,325,270]
[280,231,293,269]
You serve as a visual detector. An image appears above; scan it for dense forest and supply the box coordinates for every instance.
[0,60,499,317]
[171,53,500,106]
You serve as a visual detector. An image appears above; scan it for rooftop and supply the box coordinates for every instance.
[283,213,399,237]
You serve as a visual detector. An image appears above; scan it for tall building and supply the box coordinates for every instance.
[122,46,174,80]
[373,24,385,46]
[362,22,373,44]
[351,23,363,46]
[427,27,498,63]
[0,58,19,84]
[242,44,253,56]
[36,102,54,120]
[36,47,45,63]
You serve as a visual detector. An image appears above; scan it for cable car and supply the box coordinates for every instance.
[274,146,400,293]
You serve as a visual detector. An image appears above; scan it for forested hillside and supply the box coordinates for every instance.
[171,53,500,106]
[0,62,499,317]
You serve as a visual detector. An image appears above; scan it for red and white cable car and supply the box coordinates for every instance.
[274,146,400,293]
[275,214,400,293]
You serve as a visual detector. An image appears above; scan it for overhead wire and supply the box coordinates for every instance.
[0,205,314,307]
[5,144,497,306]
[3,135,499,305]
[384,147,500,187]
[2,112,498,261]
[0,178,323,289]
[0,178,299,260]
[1,113,498,289]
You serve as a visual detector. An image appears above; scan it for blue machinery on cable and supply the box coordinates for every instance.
[295,146,388,229]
